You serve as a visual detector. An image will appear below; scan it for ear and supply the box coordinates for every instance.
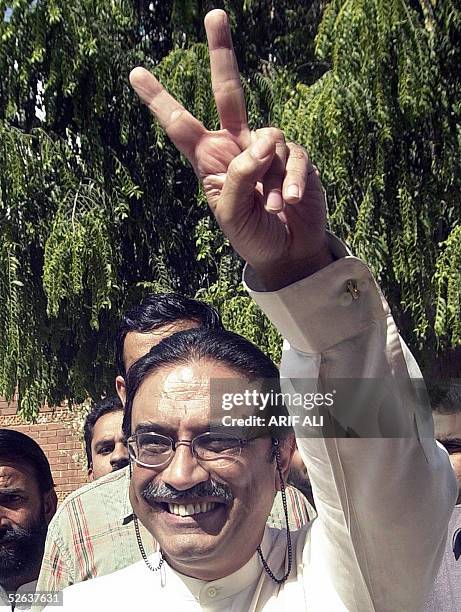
[43,489,58,524]
[116,376,127,405]
[87,467,94,482]
[274,435,295,492]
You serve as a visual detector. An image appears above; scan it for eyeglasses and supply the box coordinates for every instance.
[127,431,250,469]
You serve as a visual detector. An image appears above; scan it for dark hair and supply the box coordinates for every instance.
[429,380,461,415]
[83,396,124,468]
[115,293,223,378]
[123,327,285,438]
[0,429,54,493]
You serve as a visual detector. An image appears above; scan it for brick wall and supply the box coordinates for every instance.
[0,397,87,502]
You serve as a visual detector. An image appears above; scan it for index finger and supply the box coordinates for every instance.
[129,67,206,163]
[204,10,250,148]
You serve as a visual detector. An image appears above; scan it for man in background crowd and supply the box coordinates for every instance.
[0,429,57,609]
[36,294,312,599]
[424,381,461,612]
[83,397,128,481]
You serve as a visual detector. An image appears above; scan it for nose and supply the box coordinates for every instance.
[110,442,129,470]
[160,443,209,491]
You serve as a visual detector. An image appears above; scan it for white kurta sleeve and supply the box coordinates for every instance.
[244,236,457,612]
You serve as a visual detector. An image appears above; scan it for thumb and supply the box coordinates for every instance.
[217,137,276,218]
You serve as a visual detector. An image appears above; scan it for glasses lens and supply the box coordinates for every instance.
[194,433,243,468]
[132,433,173,467]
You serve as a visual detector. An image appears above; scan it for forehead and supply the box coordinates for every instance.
[92,411,124,443]
[132,361,246,431]
[0,461,38,491]
[123,320,201,370]
[434,412,461,440]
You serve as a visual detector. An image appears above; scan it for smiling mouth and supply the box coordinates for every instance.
[156,501,223,517]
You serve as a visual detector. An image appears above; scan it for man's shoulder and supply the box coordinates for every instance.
[268,486,315,529]
[50,467,130,526]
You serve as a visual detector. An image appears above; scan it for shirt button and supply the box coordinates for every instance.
[207,587,218,598]
[340,292,353,306]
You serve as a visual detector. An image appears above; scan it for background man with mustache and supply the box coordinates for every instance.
[0,429,57,610]
[46,10,456,609]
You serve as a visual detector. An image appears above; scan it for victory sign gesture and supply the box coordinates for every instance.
[130,9,333,290]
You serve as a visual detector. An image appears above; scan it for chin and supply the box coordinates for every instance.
[161,534,222,565]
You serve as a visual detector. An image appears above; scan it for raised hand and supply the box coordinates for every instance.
[130,9,333,290]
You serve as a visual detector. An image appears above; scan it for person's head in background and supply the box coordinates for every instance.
[84,295,223,481]
[114,293,223,403]
[430,381,461,504]
[0,429,57,592]
[287,444,315,510]
[84,397,129,481]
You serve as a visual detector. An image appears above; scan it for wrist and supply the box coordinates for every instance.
[253,246,335,291]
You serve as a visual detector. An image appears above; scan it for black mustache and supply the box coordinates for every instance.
[0,525,32,544]
[111,458,129,472]
[142,480,233,504]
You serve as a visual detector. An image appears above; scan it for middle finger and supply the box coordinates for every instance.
[204,10,250,148]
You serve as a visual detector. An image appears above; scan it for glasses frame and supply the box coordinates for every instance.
[126,430,251,469]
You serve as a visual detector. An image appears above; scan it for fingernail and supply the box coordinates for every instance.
[266,192,284,213]
[251,137,273,160]
[286,185,299,199]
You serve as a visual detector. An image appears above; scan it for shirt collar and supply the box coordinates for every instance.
[158,527,273,605]
[15,581,37,594]
[118,465,134,524]
[0,579,38,609]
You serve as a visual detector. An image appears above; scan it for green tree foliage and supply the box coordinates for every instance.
[278,0,461,371]
[0,0,459,417]
[0,0,324,416]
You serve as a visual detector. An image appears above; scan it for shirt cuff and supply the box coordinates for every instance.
[243,233,388,354]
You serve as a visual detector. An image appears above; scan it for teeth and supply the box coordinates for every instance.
[167,502,217,516]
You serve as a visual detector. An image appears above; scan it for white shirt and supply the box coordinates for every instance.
[0,580,38,611]
[51,245,457,611]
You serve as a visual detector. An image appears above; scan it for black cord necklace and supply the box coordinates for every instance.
[256,442,293,584]
[133,512,165,572]
[129,460,164,573]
